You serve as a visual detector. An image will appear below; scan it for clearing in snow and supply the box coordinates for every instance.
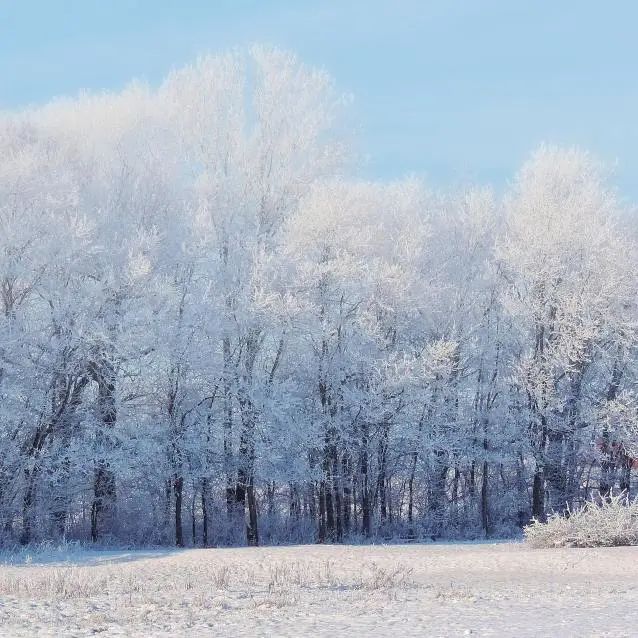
[1,542,637,637]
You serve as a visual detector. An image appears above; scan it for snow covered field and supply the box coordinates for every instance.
[1,542,637,637]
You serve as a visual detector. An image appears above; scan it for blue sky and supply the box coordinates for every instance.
[1,1,637,197]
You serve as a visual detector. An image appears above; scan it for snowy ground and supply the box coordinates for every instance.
[1,542,637,637]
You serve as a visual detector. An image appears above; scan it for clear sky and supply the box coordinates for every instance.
[1,1,637,197]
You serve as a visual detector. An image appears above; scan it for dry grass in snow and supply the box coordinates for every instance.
[1,542,638,636]
[525,494,638,548]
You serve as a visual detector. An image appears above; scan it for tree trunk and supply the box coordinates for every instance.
[235,332,259,546]
[377,434,388,526]
[532,468,545,522]
[201,477,209,546]
[223,335,236,521]
[481,460,490,536]
[50,453,71,539]
[342,455,351,536]
[191,482,196,545]
[21,466,39,545]
[359,421,371,537]
[600,360,623,499]
[331,449,343,540]
[318,480,327,543]
[246,478,259,546]
[620,456,632,497]
[174,474,184,547]
[90,359,117,543]
[407,450,418,529]
[428,457,448,535]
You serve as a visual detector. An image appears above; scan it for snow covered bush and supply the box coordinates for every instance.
[525,494,638,548]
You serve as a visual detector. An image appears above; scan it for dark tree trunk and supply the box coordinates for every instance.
[600,360,623,499]
[359,421,371,537]
[407,450,417,528]
[532,468,545,522]
[352,477,358,529]
[600,453,614,499]
[267,482,275,516]
[164,478,172,541]
[91,461,117,543]
[481,460,490,536]
[235,332,259,546]
[174,475,184,547]
[289,482,300,521]
[201,477,209,546]
[342,455,351,536]
[377,434,388,526]
[90,359,117,543]
[516,454,528,527]
[21,466,39,545]
[223,335,236,521]
[234,475,246,539]
[324,472,335,541]
[620,456,632,497]
[191,482,196,545]
[246,478,259,546]
[331,449,343,540]
[469,460,476,502]
[428,457,448,535]
[318,480,326,543]
[51,455,71,538]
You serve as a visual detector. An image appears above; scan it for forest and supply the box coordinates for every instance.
[0,47,636,548]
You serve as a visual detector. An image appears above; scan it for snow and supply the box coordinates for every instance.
[0,547,182,567]
[1,542,637,637]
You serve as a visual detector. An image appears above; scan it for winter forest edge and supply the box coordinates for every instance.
[1,46,636,549]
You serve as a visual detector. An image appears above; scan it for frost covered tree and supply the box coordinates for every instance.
[0,49,636,548]
[498,146,636,520]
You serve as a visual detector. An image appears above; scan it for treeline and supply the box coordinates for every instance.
[0,47,636,547]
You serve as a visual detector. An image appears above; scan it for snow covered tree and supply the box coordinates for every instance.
[0,50,636,548]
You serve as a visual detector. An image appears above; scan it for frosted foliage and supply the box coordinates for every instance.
[525,494,638,547]
[0,49,636,549]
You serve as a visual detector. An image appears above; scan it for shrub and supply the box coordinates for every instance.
[524,494,638,548]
